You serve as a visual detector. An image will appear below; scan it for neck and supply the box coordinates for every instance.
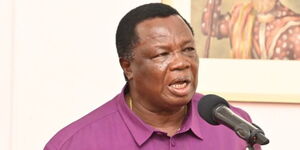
[126,94,187,136]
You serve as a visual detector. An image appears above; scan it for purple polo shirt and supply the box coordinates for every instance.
[44,86,261,150]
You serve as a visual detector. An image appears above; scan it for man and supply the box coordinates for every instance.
[44,3,260,150]
[202,0,300,59]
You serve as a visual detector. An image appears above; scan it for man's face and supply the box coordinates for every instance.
[126,15,199,111]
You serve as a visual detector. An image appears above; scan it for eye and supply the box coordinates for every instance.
[154,52,169,58]
[182,47,197,58]
[183,47,195,52]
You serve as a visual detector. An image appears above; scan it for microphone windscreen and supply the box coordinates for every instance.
[198,94,230,125]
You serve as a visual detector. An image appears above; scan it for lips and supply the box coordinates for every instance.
[168,77,192,96]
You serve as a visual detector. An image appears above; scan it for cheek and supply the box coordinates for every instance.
[192,58,199,78]
[192,56,199,69]
[134,60,167,81]
[157,60,170,72]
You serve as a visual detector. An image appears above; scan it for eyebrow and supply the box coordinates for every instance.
[154,39,195,49]
[180,39,195,46]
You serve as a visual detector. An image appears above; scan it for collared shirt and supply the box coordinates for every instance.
[44,85,261,150]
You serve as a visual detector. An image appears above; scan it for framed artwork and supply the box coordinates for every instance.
[162,0,300,103]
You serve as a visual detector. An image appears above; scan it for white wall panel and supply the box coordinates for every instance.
[11,0,159,150]
[0,0,13,149]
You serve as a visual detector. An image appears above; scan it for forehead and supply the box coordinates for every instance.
[135,15,193,42]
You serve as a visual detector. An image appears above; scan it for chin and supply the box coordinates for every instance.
[174,93,194,104]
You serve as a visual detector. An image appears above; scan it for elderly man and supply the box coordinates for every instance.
[44,3,260,150]
[202,0,300,59]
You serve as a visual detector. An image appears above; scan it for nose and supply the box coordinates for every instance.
[169,52,190,71]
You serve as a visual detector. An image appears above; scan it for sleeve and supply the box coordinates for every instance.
[44,142,57,150]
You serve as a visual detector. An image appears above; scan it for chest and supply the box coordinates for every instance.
[96,127,247,150]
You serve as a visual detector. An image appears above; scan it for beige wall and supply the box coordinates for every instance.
[0,0,159,150]
[0,0,299,150]
[0,0,13,149]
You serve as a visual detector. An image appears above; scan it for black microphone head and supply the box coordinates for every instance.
[198,94,230,125]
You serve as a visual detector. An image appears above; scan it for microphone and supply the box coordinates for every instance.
[197,94,269,146]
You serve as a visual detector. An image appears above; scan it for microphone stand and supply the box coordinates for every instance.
[246,145,254,150]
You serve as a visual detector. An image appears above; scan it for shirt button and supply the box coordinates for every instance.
[171,139,176,147]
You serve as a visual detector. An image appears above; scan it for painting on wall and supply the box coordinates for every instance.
[192,0,300,60]
[162,0,300,103]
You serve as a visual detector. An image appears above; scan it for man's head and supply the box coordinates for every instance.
[117,3,198,111]
[116,3,193,63]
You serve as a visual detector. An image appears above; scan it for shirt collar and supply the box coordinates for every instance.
[117,84,154,146]
[182,93,205,140]
[117,84,205,145]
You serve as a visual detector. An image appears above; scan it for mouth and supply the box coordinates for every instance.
[168,77,192,96]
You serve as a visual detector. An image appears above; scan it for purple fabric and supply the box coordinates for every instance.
[44,86,261,150]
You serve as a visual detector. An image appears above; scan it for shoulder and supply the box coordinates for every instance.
[192,92,204,102]
[44,94,121,150]
[230,104,252,122]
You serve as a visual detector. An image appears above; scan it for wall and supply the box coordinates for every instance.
[0,0,299,150]
[0,0,13,149]
[0,0,159,150]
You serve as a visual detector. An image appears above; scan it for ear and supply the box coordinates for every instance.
[119,58,133,80]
